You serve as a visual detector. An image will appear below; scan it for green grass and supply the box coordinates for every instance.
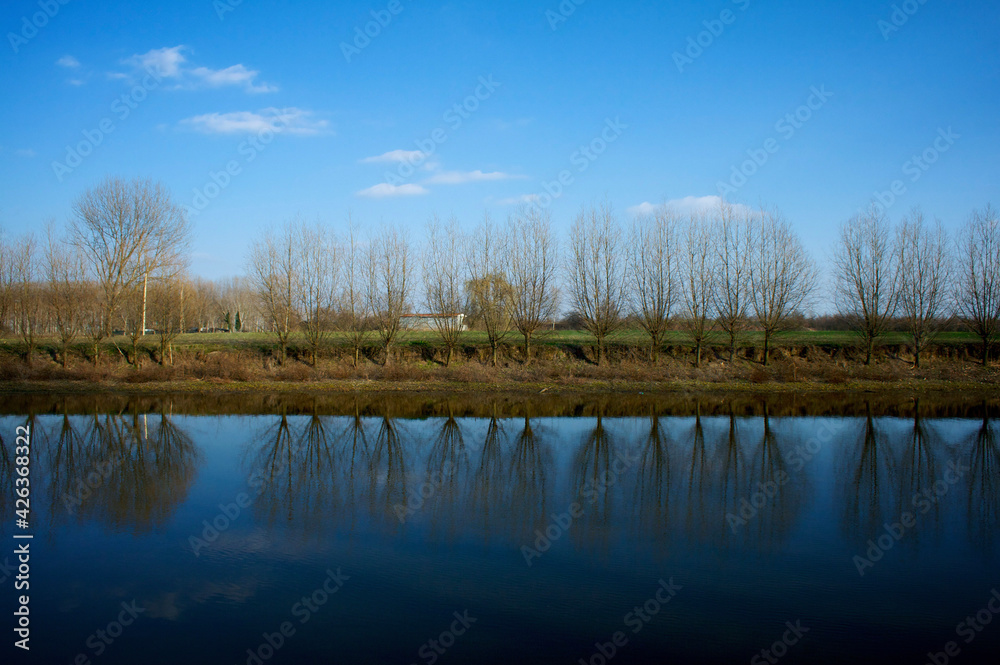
[0,328,981,355]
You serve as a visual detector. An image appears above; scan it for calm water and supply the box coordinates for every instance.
[1,393,998,664]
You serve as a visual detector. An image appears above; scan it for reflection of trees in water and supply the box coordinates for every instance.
[422,405,470,539]
[367,415,408,526]
[840,404,900,540]
[629,411,672,544]
[573,411,616,543]
[507,411,551,539]
[716,409,746,523]
[966,412,999,551]
[43,404,196,533]
[742,405,800,549]
[896,402,943,544]
[683,405,712,541]
[0,426,15,520]
[470,409,510,541]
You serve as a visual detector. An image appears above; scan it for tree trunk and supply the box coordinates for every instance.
[983,339,990,367]
[353,345,360,368]
[445,345,453,368]
[729,335,736,363]
[694,341,702,368]
[490,342,498,367]
[61,341,69,369]
[762,333,770,367]
[914,346,921,369]
[523,332,531,366]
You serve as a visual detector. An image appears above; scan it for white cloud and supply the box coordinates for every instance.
[15,149,36,158]
[180,108,328,135]
[56,55,80,68]
[495,194,541,206]
[119,46,276,93]
[423,170,524,185]
[360,149,427,164]
[356,183,430,198]
[627,196,752,217]
[189,64,277,93]
[67,79,86,86]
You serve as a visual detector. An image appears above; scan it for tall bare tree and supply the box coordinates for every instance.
[149,273,185,365]
[833,203,899,365]
[249,223,298,364]
[423,216,467,367]
[365,225,412,365]
[341,219,369,368]
[957,204,1000,366]
[626,205,679,363]
[714,202,754,362]
[507,206,560,364]
[749,207,816,366]
[69,177,190,339]
[0,232,13,335]
[568,203,626,366]
[297,221,341,366]
[11,234,40,363]
[895,207,952,368]
[467,213,513,367]
[45,224,89,368]
[680,212,716,367]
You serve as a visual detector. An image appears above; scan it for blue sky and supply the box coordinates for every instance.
[1,0,997,281]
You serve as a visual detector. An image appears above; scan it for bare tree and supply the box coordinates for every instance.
[833,203,899,365]
[11,234,40,363]
[679,212,716,367]
[341,219,369,368]
[249,223,298,364]
[69,177,190,339]
[568,203,626,366]
[44,224,89,368]
[423,215,467,367]
[895,207,952,368]
[507,206,560,364]
[296,221,341,366]
[957,204,1000,366]
[0,232,13,335]
[714,202,754,362]
[149,273,185,365]
[365,225,412,365]
[626,205,679,363]
[749,207,816,366]
[467,213,513,367]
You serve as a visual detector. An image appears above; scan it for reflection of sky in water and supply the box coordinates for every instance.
[1,407,998,665]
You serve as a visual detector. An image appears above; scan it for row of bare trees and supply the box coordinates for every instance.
[569,201,817,366]
[1,174,997,369]
[834,203,999,366]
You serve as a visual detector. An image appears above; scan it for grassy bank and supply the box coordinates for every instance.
[0,328,996,395]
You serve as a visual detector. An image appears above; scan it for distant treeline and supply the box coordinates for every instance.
[1,176,997,371]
